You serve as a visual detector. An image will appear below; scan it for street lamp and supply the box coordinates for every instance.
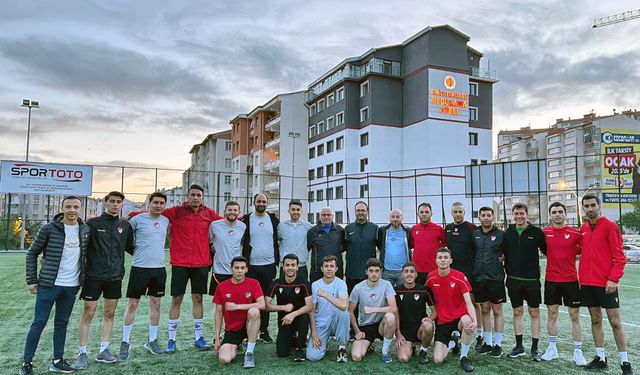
[20,99,39,250]
[288,131,301,200]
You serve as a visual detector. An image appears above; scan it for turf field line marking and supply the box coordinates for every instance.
[618,284,640,289]
[538,305,640,329]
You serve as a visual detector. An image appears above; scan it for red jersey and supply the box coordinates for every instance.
[411,222,447,273]
[579,216,626,287]
[213,277,263,332]
[425,268,471,324]
[543,226,581,282]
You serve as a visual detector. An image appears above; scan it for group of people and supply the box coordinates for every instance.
[20,184,633,374]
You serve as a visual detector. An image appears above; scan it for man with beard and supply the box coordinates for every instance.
[379,209,413,287]
[242,193,280,343]
[411,203,447,285]
[344,202,379,293]
[209,201,246,295]
[277,200,312,280]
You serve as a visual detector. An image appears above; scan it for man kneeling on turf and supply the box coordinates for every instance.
[265,254,313,361]
[395,262,436,364]
[426,248,477,372]
[213,256,265,368]
[349,258,398,364]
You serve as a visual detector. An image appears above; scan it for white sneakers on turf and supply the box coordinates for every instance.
[541,346,559,361]
[573,349,587,366]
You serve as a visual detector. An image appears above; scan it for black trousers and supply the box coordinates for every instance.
[276,314,310,357]
[248,263,277,333]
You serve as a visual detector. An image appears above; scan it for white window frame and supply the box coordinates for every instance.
[326,116,335,130]
[336,136,344,150]
[317,98,325,111]
[327,93,335,107]
[309,104,316,117]
[317,121,325,133]
[469,106,478,121]
[360,106,369,123]
[336,111,344,126]
[336,87,344,101]
[360,81,370,97]
[309,125,316,138]
[469,82,479,96]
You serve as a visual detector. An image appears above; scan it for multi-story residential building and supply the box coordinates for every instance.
[158,186,183,207]
[305,24,497,224]
[182,130,232,212]
[0,194,102,222]
[230,91,308,218]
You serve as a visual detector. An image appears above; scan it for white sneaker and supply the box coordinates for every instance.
[573,349,587,366]
[541,346,559,361]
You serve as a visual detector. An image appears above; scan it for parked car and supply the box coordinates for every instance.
[626,250,640,263]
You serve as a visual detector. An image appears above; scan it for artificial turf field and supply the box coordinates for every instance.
[1,252,638,375]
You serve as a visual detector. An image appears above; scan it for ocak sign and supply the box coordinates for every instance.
[428,68,470,122]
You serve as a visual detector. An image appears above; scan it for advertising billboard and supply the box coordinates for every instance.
[600,129,640,207]
[428,68,470,123]
[0,160,93,195]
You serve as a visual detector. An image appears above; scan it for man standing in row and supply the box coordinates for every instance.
[277,200,312,280]
[208,201,246,295]
[308,207,345,282]
[411,203,446,285]
[379,209,412,287]
[344,202,378,293]
[242,193,280,343]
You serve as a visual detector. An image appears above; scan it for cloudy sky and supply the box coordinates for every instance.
[1,0,639,191]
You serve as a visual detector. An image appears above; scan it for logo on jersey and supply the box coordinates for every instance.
[294,287,300,294]
[245,292,252,299]
[370,293,377,301]
[259,221,265,228]
[564,233,570,239]
[228,229,234,236]
[454,227,458,232]
[450,282,456,288]
[279,288,283,294]
[414,293,420,300]
[399,294,404,300]
[491,235,496,241]
[415,231,419,235]
[117,227,123,234]
[225,293,231,299]
[154,222,160,228]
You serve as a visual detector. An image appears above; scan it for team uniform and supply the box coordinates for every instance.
[411,222,447,284]
[126,213,169,299]
[209,220,247,295]
[446,221,478,280]
[266,276,311,357]
[344,221,379,292]
[543,226,581,307]
[425,269,472,345]
[213,278,264,346]
[277,220,313,280]
[471,226,506,304]
[306,277,350,361]
[349,279,396,342]
[503,223,546,309]
[395,283,433,343]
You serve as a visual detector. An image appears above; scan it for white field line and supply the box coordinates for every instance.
[537,305,640,329]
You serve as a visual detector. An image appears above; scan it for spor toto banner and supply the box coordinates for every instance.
[600,129,640,208]
[0,160,93,195]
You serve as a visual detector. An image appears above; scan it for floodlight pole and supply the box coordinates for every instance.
[20,99,38,250]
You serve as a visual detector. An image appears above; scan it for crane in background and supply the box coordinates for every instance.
[593,9,640,28]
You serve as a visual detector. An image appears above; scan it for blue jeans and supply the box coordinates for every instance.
[23,285,79,362]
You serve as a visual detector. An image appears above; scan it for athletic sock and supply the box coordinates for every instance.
[476,328,483,338]
[246,342,256,354]
[168,319,179,341]
[619,352,628,364]
[79,346,88,354]
[532,338,539,352]
[99,341,109,353]
[548,336,557,350]
[53,359,61,364]
[122,324,133,343]
[495,332,503,346]
[573,341,582,351]
[420,345,428,353]
[483,332,493,346]
[515,334,523,347]
[460,343,471,358]
[448,340,455,349]
[149,325,158,342]
[382,338,392,354]
[595,347,605,361]
[194,319,204,340]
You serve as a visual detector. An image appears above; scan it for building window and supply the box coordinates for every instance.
[317,99,325,111]
[327,140,334,153]
[224,175,231,184]
[469,82,479,96]
[511,143,519,151]
[359,184,368,198]
[308,191,314,203]
[360,132,369,146]
[224,192,231,201]
[326,187,334,200]
[548,159,561,167]
[317,121,325,133]
[308,213,314,223]
[316,212,320,222]
[565,168,576,176]
[565,131,575,139]
[327,93,335,107]
[316,166,324,178]
[234,178,239,188]
[469,132,478,146]
[471,159,478,165]
[336,161,344,174]
[336,112,344,126]
[317,144,324,156]
[309,104,316,117]
[336,185,344,199]
[469,107,478,121]
[225,141,232,151]
[308,169,315,180]
[326,117,335,130]
[565,143,575,151]
[317,189,324,201]
[360,158,368,172]
[481,160,488,164]
[360,107,369,123]
[224,158,232,168]
[548,147,561,155]
[309,147,315,159]
[360,81,370,97]
[326,164,334,177]
[548,171,561,179]
[336,136,344,150]
[549,135,561,144]
[336,87,344,101]
[309,125,316,138]
[335,211,343,223]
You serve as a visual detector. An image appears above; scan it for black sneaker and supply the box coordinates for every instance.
[294,348,305,362]
[478,344,493,355]
[460,356,474,372]
[474,336,484,351]
[259,331,274,343]
[418,349,429,364]
[19,362,34,375]
[49,359,77,373]
[451,332,461,355]
[585,356,607,370]
[491,345,503,358]
[531,349,542,362]
[621,362,633,375]
[337,347,348,363]
[508,345,526,358]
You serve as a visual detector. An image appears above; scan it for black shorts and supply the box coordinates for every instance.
[506,277,541,308]
[580,285,620,309]
[472,279,506,304]
[170,266,209,296]
[544,281,580,307]
[222,328,247,346]
[80,279,122,301]
[209,273,232,296]
[358,323,383,343]
[434,319,460,345]
[400,324,420,343]
[126,267,166,299]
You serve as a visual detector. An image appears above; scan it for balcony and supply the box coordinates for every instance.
[470,67,497,81]
[264,179,279,192]
[264,158,280,172]
[265,115,280,131]
[264,137,280,150]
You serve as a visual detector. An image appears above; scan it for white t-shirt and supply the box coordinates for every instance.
[55,224,81,287]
